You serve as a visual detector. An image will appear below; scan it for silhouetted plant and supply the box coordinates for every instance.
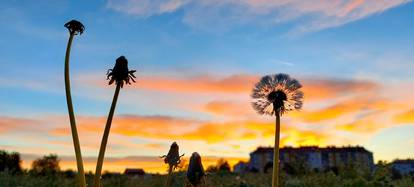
[187,152,205,187]
[63,19,86,187]
[251,73,303,187]
[93,56,136,187]
[161,142,184,187]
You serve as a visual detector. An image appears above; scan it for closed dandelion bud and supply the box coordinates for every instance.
[187,152,205,186]
[94,56,136,187]
[107,56,136,88]
[163,142,183,168]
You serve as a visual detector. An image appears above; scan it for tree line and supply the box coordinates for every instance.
[0,150,61,175]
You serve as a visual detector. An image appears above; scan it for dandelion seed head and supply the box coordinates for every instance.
[251,73,303,116]
[64,20,84,35]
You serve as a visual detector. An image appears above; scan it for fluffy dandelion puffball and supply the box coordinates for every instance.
[64,20,84,35]
[107,56,136,88]
[252,73,303,116]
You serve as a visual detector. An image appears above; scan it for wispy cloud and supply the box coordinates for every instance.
[107,0,190,17]
[106,0,411,34]
[0,116,43,133]
[81,73,378,100]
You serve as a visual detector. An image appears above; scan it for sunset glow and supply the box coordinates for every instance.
[1,0,414,173]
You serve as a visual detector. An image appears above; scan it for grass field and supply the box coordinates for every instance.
[1,171,413,187]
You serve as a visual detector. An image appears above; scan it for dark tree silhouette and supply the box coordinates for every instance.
[207,158,231,173]
[218,159,231,172]
[31,154,60,175]
[0,150,22,173]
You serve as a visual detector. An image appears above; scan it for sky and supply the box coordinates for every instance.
[1,0,414,173]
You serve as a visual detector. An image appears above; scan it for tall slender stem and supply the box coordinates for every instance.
[165,165,173,187]
[272,112,280,187]
[64,34,86,187]
[93,84,121,187]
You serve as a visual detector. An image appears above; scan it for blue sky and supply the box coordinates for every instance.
[1,0,414,172]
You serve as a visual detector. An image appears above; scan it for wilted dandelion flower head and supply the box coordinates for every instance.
[64,20,84,35]
[107,56,136,88]
[252,73,303,116]
[187,152,205,186]
[162,142,184,168]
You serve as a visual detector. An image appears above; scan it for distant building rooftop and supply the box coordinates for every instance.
[393,159,414,164]
[249,145,374,173]
[251,146,372,154]
[392,159,414,175]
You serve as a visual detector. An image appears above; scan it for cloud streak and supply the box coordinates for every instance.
[106,0,411,34]
[83,73,378,100]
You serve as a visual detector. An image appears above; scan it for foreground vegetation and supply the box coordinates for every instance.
[1,170,413,187]
[1,150,413,186]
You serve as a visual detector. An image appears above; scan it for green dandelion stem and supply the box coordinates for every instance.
[165,165,173,187]
[64,33,86,187]
[93,83,121,187]
[272,112,280,187]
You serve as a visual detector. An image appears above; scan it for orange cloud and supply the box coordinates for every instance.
[47,114,344,146]
[334,109,410,135]
[336,116,387,133]
[301,78,377,101]
[393,109,414,124]
[280,130,331,147]
[83,73,378,102]
[136,74,256,94]
[51,115,263,144]
[204,100,254,116]
[245,121,334,147]
[51,115,197,138]
[0,116,42,133]
[290,96,397,123]
[202,88,393,124]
